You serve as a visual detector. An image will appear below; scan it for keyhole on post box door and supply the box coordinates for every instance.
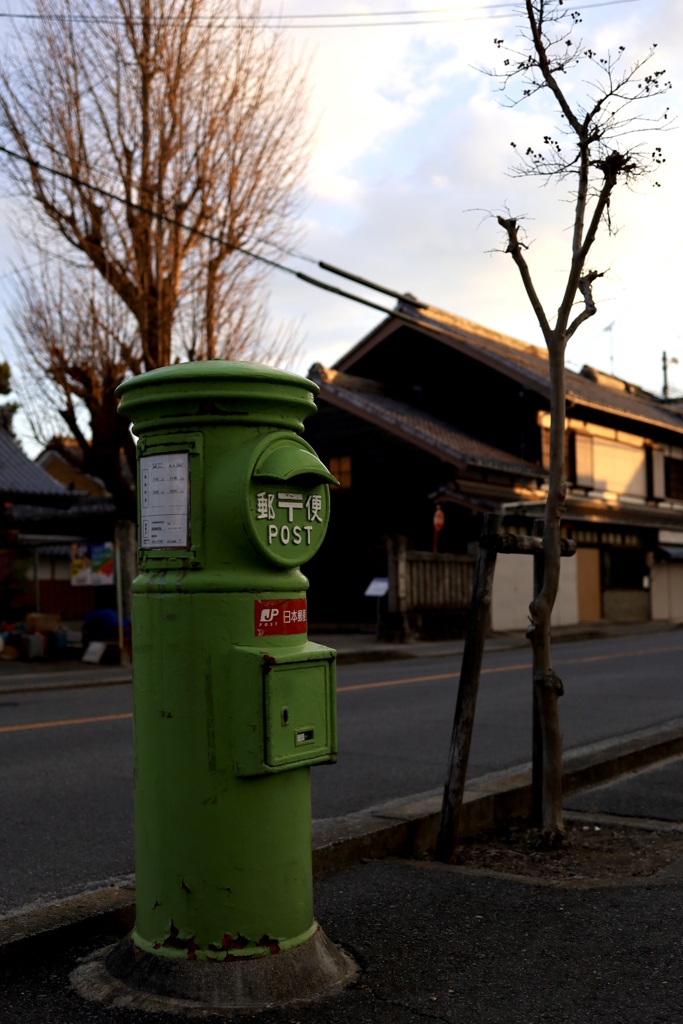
[281,707,289,726]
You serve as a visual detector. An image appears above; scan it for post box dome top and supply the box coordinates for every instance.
[116,360,320,434]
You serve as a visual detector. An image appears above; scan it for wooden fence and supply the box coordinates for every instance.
[387,538,475,638]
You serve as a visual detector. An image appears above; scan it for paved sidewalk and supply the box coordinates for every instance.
[3,840,683,1022]
[2,618,682,693]
[0,658,131,695]
[3,751,683,1022]
[566,753,683,823]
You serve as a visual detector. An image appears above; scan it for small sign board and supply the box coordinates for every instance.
[140,452,190,549]
[70,542,115,587]
[364,577,389,598]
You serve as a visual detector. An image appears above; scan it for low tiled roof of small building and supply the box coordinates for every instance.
[335,302,683,438]
[9,496,117,521]
[310,365,544,480]
[0,427,72,504]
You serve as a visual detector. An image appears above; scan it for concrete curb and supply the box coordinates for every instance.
[0,651,450,696]
[0,646,431,696]
[4,716,683,957]
[0,879,136,958]
[0,675,134,697]
[3,620,683,694]
[311,716,683,873]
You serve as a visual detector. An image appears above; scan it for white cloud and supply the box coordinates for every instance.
[264,0,683,401]
[3,0,683,412]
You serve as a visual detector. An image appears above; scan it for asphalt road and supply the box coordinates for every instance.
[2,631,683,914]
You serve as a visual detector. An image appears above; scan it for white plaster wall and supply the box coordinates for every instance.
[33,557,71,582]
[491,552,579,632]
[651,563,683,621]
[552,554,579,627]
[650,563,669,620]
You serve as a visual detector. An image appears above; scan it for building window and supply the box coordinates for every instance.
[603,547,647,590]
[665,457,683,500]
[573,433,594,488]
[329,455,352,489]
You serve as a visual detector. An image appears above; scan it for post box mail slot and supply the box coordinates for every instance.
[245,435,337,569]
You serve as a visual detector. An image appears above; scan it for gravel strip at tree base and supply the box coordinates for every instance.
[451,819,683,882]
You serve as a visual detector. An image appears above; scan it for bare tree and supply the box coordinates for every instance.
[12,249,300,521]
[489,0,671,844]
[0,360,16,432]
[0,0,309,490]
[12,262,139,518]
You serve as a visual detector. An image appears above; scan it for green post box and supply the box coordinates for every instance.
[77,361,356,1014]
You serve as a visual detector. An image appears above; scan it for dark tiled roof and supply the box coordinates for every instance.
[310,366,543,479]
[337,303,683,438]
[0,428,72,502]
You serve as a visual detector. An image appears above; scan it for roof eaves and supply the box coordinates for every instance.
[334,307,553,398]
[565,390,683,437]
[0,428,73,502]
[412,319,552,397]
[332,303,683,438]
[320,382,472,471]
[333,314,396,371]
[318,380,543,480]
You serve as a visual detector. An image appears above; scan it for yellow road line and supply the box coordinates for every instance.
[338,671,457,693]
[4,644,683,730]
[559,644,683,665]
[337,644,683,693]
[0,712,133,734]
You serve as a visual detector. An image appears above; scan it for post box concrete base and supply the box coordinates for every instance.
[71,926,358,1016]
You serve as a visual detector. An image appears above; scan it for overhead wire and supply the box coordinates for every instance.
[0,0,641,29]
[0,2,521,18]
[0,0,647,327]
[6,142,668,358]
[0,142,446,337]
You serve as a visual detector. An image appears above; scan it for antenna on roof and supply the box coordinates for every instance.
[603,321,615,375]
[663,351,679,399]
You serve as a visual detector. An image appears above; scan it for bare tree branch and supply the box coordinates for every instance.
[485,0,672,846]
[497,214,552,343]
[1,0,311,519]
[0,0,311,375]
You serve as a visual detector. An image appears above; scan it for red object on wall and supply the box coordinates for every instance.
[432,505,445,553]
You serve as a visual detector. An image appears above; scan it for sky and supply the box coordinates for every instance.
[1,0,682,454]
[261,0,683,398]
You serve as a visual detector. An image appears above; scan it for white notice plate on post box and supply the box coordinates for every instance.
[140,452,190,549]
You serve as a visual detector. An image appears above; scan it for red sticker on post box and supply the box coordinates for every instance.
[254,598,307,636]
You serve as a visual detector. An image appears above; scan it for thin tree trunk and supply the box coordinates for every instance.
[114,519,137,623]
[528,341,566,845]
[531,517,544,828]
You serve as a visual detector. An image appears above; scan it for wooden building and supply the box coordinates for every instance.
[0,426,116,621]
[303,300,683,634]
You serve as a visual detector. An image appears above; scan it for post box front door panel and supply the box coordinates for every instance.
[232,642,337,777]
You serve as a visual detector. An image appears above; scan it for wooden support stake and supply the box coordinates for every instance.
[531,518,544,828]
[435,512,502,863]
